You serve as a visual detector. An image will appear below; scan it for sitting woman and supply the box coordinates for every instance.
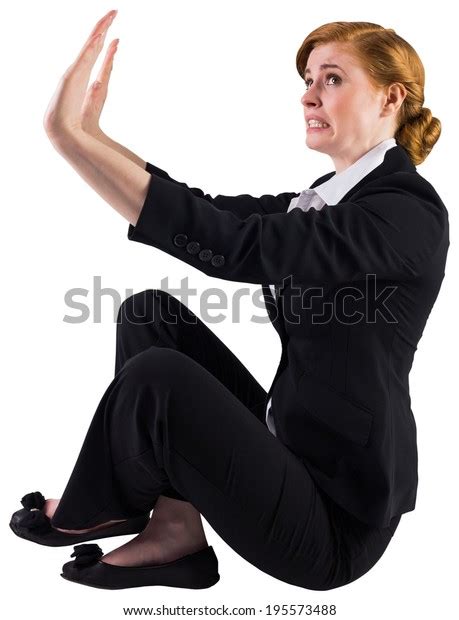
[10,12,449,591]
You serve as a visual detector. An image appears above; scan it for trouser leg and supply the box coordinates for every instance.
[113,288,268,503]
[52,343,344,590]
[51,289,268,525]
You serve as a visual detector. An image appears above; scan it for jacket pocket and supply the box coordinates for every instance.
[296,371,374,447]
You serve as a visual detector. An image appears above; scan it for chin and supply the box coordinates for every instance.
[305,138,329,154]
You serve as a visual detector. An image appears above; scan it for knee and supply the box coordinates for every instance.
[116,289,174,326]
[122,346,190,388]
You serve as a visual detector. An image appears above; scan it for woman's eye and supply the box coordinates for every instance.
[304,73,341,90]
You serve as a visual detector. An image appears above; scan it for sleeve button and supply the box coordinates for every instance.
[211,254,225,267]
[186,241,201,255]
[173,233,188,247]
[198,249,213,262]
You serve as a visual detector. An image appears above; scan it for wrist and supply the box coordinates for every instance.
[47,124,87,155]
[81,124,106,141]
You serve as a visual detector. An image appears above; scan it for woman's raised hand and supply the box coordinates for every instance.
[43,9,119,142]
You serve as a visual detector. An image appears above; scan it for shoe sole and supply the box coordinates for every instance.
[60,571,220,590]
[60,545,220,590]
[9,513,151,547]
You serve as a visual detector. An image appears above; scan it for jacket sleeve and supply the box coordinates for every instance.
[144,161,297,217]
[127,167,445,285]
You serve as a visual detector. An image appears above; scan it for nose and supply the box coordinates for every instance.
[300,82,321,107]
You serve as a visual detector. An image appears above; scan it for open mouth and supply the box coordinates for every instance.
[307,125,331,131]
[306,119,331,131]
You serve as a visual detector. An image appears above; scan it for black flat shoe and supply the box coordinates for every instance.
[9,491,151,547]
[60,543,220,590]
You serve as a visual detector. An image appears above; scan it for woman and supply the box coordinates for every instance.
[9,12,449,591]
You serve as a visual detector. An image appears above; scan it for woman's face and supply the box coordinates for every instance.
[300,42,398,173]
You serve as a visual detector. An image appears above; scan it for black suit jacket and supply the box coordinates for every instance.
[127,145,449,528]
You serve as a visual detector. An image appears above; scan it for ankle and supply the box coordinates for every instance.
[43,498,60,520]
[142,513,206,543]
[153,495,202,525]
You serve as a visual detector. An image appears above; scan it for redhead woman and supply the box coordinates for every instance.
[9,11,449,591]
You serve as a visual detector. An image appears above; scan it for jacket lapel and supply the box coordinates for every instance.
[309,144,416,203]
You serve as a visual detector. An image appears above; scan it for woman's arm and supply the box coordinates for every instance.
[51,128,149,227]
[88,123,297,219]
[88,130,298,217]
[92,129,147,170]
[50,11,295,220]
[43,11,151,226]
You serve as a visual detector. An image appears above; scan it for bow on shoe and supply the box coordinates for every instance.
[70,544,104,568]
[18,491,51,533]
[21,491,46,510]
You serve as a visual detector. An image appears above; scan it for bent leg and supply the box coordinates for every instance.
[51,288,270,521]
[115,289,268,423]
[52,347,346,590]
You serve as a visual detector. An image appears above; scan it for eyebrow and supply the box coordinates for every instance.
[304,63,348,77]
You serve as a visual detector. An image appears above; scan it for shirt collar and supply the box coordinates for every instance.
[308,138,397,206]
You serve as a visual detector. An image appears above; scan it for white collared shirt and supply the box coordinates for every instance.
[265,138,397,436]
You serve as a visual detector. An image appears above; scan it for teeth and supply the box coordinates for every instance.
[308,120,330,128]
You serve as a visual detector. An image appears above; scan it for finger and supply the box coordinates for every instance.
[88,10,117,40]
[82,39,118,121]
[77,25,111,70]
[96,38,119,85]
[76,10,117,64]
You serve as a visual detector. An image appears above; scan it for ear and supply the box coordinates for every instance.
[382,82,407,118]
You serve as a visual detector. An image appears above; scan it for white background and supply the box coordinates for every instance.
[2,0,457,618]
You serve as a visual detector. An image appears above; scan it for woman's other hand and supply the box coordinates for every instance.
[43,9,118,142]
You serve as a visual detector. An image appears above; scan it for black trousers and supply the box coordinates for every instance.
[51,289,401,591]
